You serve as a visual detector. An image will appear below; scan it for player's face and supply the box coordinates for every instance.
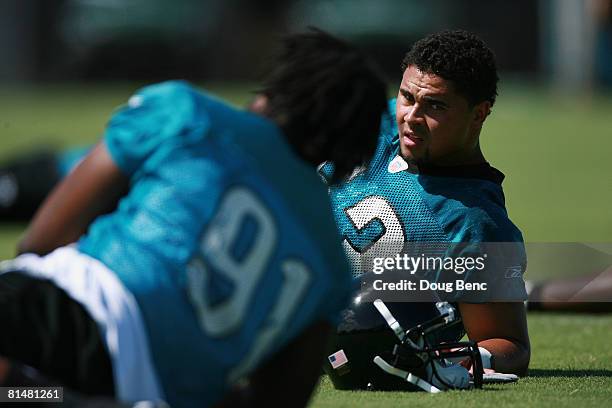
[396,65,488,165]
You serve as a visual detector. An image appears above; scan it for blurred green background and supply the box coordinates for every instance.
[1,3,611,405]
[2,83,611,408]
[1,82,611,268]
[2,1,611,262]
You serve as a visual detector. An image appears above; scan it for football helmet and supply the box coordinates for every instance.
[324,287,483,392]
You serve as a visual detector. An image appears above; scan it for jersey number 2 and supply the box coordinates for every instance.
[342,195,405,275]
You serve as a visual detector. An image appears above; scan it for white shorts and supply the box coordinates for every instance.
[0,246,164,403]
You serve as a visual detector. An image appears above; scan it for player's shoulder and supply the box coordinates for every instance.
[104,81,224,175]
[423,174,524,243]
[107,80,249,146]
[134,79,194,99]
[128,80,253,125]
[126,80,214,124]
[107,80,208,135]
[130,80,197,109]
[458,204,524,243]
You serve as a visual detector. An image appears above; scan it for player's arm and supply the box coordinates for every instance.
[528,268,612,313]
[458,302,530,376]
[18,142,129,256]
[215,321,330,408]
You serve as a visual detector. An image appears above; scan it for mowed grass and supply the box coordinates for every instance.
[310,313,612,408]
[483,84,612,243]
[1,83,611,407]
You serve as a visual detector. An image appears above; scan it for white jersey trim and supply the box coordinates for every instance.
[0,246,164,403]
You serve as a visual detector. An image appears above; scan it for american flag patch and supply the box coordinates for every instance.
[328,349,348,369]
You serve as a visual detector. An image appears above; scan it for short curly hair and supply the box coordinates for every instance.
[401,30,498,107]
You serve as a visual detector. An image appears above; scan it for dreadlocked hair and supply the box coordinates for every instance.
[260,28,387,184]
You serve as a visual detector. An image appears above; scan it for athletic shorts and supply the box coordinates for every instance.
[0,271,114,395]
[0,247,163,402]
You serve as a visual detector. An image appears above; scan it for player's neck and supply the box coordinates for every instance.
[444,148,486,166]
[412,148,486,167]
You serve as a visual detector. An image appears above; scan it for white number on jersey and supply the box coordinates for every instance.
[342,195,405,276]
[186,187,311,379]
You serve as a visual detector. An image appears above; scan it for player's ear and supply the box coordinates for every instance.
[472,100,491,125]
[248,94,269,115]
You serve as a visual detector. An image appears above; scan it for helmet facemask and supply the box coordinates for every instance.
[325,299,483,392]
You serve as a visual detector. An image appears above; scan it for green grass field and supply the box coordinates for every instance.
[311,313,612,408]
[1,82,611,407]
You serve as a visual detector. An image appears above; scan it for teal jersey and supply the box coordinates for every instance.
[78,81,351,407]
[323,99,527,302]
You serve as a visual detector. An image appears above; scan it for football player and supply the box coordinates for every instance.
[0,29,388,407]
[322,30,531,378]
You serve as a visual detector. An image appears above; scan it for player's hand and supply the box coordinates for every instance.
[460,358,519,384]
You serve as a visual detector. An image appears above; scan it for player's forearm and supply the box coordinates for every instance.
[458,302,530,376]
[528,269,612,312]
[478,337,530,376]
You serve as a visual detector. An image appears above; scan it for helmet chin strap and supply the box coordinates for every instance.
[372,299,472,391]
[373,355,470,392]
[373,356,442,393]
[444,346,493,369]
[373,299,405,339]
[373,299,422,349]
